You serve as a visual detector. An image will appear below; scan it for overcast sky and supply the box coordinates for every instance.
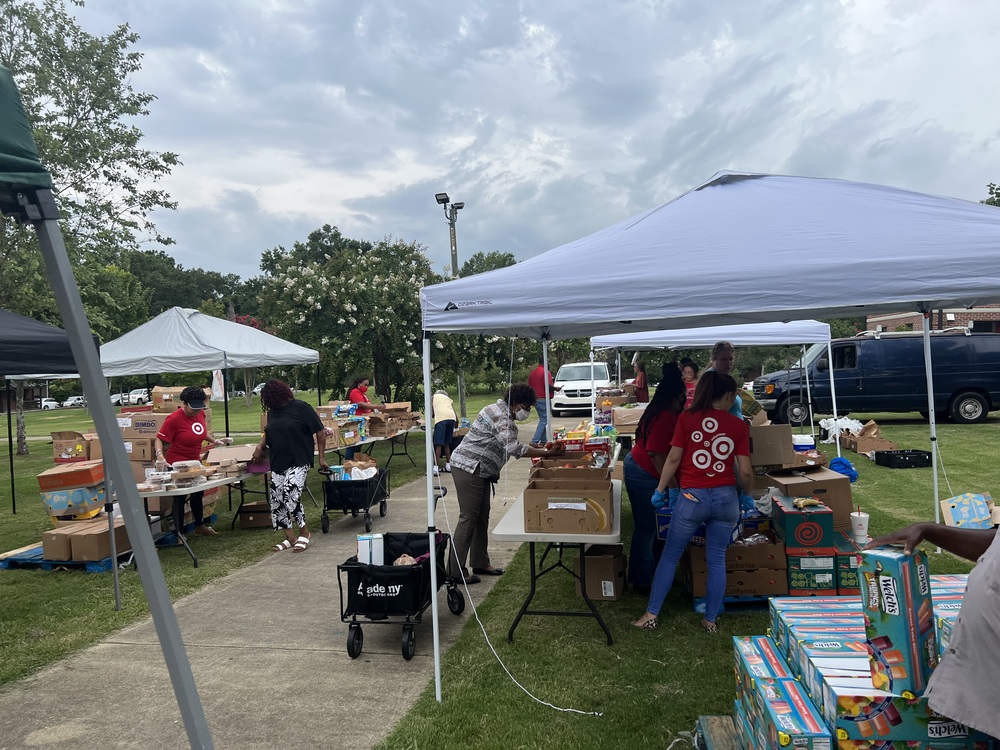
[74,0,1000,281]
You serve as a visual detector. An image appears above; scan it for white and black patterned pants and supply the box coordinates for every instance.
[269,465,309,529]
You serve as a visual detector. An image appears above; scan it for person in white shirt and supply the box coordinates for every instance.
[431,389,457,475]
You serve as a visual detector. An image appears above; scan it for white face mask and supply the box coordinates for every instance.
[515,408,530,421]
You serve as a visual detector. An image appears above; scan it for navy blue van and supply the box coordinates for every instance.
[753,332,1000,425]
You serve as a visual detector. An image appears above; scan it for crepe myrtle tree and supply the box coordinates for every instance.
[258,226,440,402]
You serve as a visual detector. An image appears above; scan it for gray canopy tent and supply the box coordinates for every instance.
[1,65,214,747]
[418,170,1000,700]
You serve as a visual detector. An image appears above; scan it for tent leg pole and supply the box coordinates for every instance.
[542,340,551,443]
[223,367,230,438]
[316,361,322,406]
[31,194,215,749]
[827,340,841,458]
[7,380,14,514]
[422,333,443,702]
[921,312,942,551]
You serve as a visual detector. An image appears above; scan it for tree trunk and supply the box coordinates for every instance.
[15,381,28,456]
[243,368,256,408]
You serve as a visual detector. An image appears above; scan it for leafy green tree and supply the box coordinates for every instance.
[983,183,1000,207]
[0,0,178,340]
[258,225,438,402]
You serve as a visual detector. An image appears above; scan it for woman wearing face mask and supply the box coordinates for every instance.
[344,376,374,460]
[447,383,565,584]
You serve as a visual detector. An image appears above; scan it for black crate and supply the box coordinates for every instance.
[874,450,932,469]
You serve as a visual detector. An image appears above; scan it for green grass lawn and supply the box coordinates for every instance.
[1,399,993,747]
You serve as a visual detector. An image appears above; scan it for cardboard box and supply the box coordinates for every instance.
[523,478,614,534]
[859,548,937,697]
[367,414,401,437]
[687,533,786,572]
[595,395,632,410]
[733,635,795,719]
[771,495,836,553]
[787,553,837,595]
[685,566,788,598]
[206,444,256,464]
[117,412,171,439]
[40,482,106,517]
[379,401,411,414]
[41,522,97,561]
[754,677,832,749]
[122,438,155,462]
[85,433,102,460]
[237,501,272,528]
[51,431,90,462]
[749,424,795,466]
[572,544,626,601]
[36,460,105,492]
[130,461,157,485]
[834,533,861,594]
[767,468,853,531]
[940,491,994,529]
[70,518,131,561]
[611,405,646,428]
[839,434,900,453]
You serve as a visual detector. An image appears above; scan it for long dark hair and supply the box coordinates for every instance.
[346,376,369,398]
[689,371,737,412]
[636,362,686,442]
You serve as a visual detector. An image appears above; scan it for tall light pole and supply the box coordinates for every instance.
[435,192,467,418]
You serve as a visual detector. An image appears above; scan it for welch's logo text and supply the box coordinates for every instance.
[879,575,900,616]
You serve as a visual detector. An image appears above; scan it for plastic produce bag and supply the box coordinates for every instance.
[818,416,863,443]
[350,466,378,481]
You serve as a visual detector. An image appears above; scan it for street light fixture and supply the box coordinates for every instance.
[436,191,467,416]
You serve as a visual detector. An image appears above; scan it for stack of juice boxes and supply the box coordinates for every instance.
[731,548,994,749]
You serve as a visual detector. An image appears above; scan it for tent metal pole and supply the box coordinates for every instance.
[7,380,14,513]
[222,364,230,438]
[542,340,552,443]
[29,190,214,749]
[589,349,596,424]
[802,344,816,438]
[422,333,443,702]
[316,360,322,406]
[922,313,942,537]
[826,340,841,458]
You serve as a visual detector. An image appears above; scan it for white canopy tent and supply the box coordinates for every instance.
[100,306,319,375]
[590,319,839,452]
[417,171,1000,701]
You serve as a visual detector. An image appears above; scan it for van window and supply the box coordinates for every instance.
[833,345,858,370]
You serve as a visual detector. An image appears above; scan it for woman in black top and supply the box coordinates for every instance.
[252,379,328,552]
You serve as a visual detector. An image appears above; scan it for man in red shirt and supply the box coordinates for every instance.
[527,358,555,446]
[154,386,225,538]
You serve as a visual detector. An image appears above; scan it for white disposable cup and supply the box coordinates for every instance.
[851,511,870,544]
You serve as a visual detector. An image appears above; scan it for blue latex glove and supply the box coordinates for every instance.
[668,487,681,509]
[651,489,668,510]
[739,492,756,512]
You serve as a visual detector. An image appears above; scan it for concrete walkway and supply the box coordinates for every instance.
[0,426,542,750]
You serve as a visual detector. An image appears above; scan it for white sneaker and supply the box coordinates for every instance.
[444,463,452,473]
[432,465,440,476]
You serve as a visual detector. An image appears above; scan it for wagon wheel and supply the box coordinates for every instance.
[401,625,416,661]
[447,587,465,615]
[379,499,388,517]
[321,514,330,534]
[347,625,364,659]
[351,508,359,517]
[364,514,373,533]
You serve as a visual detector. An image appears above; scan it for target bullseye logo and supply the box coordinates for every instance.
[795,521,824,546]
[693,450,712,470]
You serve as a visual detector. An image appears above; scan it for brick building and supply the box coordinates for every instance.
[866,305,1000,333]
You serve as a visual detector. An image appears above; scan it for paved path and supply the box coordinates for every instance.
[0,425,544,750]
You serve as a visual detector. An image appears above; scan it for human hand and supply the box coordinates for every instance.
[155,458,169,472]
[651,490,668,510]
[318,460,329,472]
[864,523,929,554]
[544,440,566,457]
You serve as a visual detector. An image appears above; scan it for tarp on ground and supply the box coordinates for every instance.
[421,171,1000,339]
[0,309,86,375]
[100,307,318,375]
[591,320,831,351]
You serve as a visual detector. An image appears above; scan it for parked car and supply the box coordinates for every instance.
[62,395,86,408]
[550,361,613,416]
[40,398,60,410]
[252,383,266,395]
[110,393,124,406]
[128,388,150,405]
[753,331,1000,425]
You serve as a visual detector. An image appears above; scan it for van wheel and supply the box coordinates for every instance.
[949,392,988,424]
[777,399,810,427]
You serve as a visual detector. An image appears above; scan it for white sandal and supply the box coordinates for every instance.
[292,535,311,553]
[272,540,293,552]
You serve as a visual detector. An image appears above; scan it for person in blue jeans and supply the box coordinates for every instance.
[527,357,555,446]
[633,371,752,634]
[623,362,686,593]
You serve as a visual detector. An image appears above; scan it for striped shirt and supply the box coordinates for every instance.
[450,399,529,478]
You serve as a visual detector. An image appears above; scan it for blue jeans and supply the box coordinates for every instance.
[623,453,663,586]
[531,397,548,444]
[647,486,739,623]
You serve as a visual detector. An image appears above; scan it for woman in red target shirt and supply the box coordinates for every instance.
[154,386,225,538]
[633,372,752,634]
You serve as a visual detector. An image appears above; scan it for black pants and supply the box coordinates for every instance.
[172,490,205,534]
